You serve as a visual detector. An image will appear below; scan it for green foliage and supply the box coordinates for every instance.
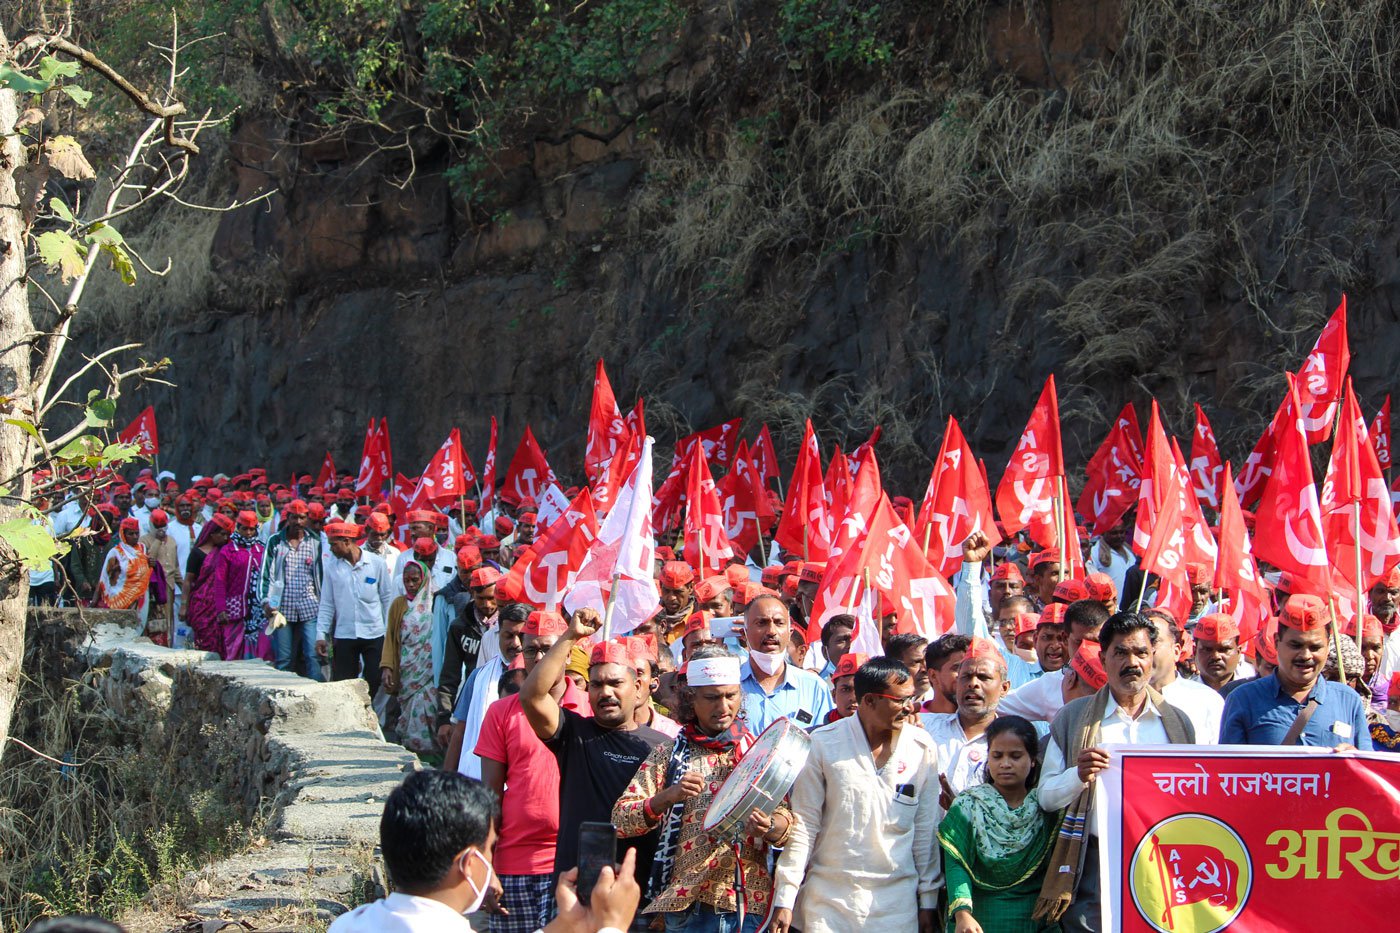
[777,0,894,70]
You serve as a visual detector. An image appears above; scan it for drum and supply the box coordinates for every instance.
[702,716,812,838]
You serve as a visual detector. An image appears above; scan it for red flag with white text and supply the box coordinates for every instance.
[1296,295,1350,445]
[480,417,499,511]
[1078,403,1143,537]
[917,416,1001,577]
[498,487,599,609]
[418,429,470,507]
[1253,375,1333,592]
[500,425,558,507]
[753,424,780,490]
[775,420,831,561]
[316,452,337,492]
[1190,405,1225,512]
[682,441,734,576]
[1371,395,1392,471]
[354,421,381,499]
[1320,380,1400,590]
[995,376,1065,549]
[585,359,628,483]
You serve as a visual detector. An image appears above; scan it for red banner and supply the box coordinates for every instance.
[1102,746,1400,932]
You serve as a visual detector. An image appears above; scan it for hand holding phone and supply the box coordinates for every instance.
[575,821,617,906]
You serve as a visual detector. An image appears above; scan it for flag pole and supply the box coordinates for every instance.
[1136,570,1150,612]
[1053,477,1066,581]
[1353,500,1366,650]
[602,571,622,642]
[803,523,809,562]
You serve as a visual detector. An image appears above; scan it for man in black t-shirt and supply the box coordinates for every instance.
[521,607,665,889]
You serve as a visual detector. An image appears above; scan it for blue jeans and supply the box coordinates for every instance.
[662,904,761,933]
[270,616,323,682]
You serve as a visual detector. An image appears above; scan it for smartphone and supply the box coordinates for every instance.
[709,615,744,642]
[575,821,617,906]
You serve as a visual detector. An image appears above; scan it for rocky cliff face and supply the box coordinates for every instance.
[87,0,1400,492]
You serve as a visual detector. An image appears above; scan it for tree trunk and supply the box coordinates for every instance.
[0,81,37,757]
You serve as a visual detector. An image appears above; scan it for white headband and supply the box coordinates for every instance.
[687,656,742,687]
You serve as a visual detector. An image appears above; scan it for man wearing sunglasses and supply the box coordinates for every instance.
[773,656,942,933]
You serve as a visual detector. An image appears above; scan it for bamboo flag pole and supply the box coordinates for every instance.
[602,571,622,642]
[1353,500,1366,650]
[1053,477,1066,581]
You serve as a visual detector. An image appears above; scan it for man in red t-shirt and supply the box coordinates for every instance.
[474,609,590,933]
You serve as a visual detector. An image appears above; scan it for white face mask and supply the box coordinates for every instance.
[460,847,495,915]
[144,497,160,509]
[748,648,786,676]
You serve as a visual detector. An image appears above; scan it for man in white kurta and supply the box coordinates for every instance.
[773,656,941,933]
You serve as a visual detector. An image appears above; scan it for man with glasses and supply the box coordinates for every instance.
[773,656,942,933]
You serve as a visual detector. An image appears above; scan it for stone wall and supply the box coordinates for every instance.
[28,608,419,920]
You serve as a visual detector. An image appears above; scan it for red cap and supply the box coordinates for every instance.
[1085,572,1116,603]
[964,636,1005,665]
[590,641,632,668]
[990,562,1025,583]
[519,512,537,525]
[1257,617,1280,666]
[1340,613,1384,642]
[519,496,538,510]
[659,561,695,589]
[507,653,526,672]
[324,521,360,539]
[148,509,168,527]
[367,513,392,534]
[1186,563,1211,587]
[1039,602,1068,627]
[1373,566,1400,590]
[1070,641,1107,690]
[1193,613,1239,644]
[799,562,827,584]
[524,610,568,638]
[684,610,712,636]
[469,566,502,589]
[655,546,676,562]
[235,510,259,529]
[1029,549,1061,571]
[406,509,437,525]
[782,576,800,598]
[1014,611,1040,637]
[337,488,354,501]
[833,652,868,679]
[413,536,439,558]
[478,534,501,549]
[433,512,449,529]
[208,513,235,532]
[494,516,515,534]
[119,517,140,532]
[456,546,482,570]
[624,633,658,672]
[781,560,804,577]
[461,499,478,513]
[760,566,782,587]
[736,581,766,605]
[725,564,749,588]
[1052,579,1089,603]
[307,502,327,520]
[694,575,730,603]
[1280,594,1329,632]
[206,488,223,501]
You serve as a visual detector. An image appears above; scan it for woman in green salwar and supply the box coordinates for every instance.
[938,715,1058,933]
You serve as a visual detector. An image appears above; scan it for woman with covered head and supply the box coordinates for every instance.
[380,558,438,752]
[613,644,794,933]
[204,511,269,660]
[185,512,234,653]
[96,517,154,625]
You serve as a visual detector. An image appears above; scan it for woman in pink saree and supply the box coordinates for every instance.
[186,513,234,654]
[204,511,269,661]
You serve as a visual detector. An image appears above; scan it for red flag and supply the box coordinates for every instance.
[677,419,743,468]
[1234,391,1288,508]
[916,416,1001,578]
[719,439,773,560]
[1150,840,1241,915]
[1371,396,1392,471]
[1253,374,1332,592]
[1132,401,1178,556]
[774,420,831,561]
[753,424,780,490]
[480,417,499,511]
[1214,463,1265,601]
[1078,404,1144,536]
[1172,437,1218,572]
[828,443,884,563]
[377,418,394,490]
[995,376,1065,549]
[390,473,414,529]
[592,424,636,517]
[501,425,557,507]
[355,421,381,499]
[585,359,628,483]
[1296,295,1350,444]
[316,452,337,491]
[624,398,646,445]
[650,449,689,533]
[682,441,734,576]
[1190,404,1226,512]
[498,488,600,608]
[418,429,470,507]
[1140,468,1190,618]
[825,446,853,524]
[1320,380,1400,590]
[118,406,158,459]
[809,493,953,643]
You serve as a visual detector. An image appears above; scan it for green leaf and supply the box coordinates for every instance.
[36,230,87,283]
[36,56,81,83]
[3,418,41,441]
[85,396,117,426]
[86,223,124,245]
[49,198,76,224]
[56,436,102,460]
[102,442,141,463]
[99,242,137,286]
[0,64,51,95]
[0,517,63,571]
[59,84,92,107]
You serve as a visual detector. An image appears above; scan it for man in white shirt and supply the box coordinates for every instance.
[1142,608,1223,744]
[315,521,395,697]
[920,637,1010,804]
[1085,520,1134,596]
[1192,612,1256,691]
[330,769,639,933]
[1037,612,1196,932]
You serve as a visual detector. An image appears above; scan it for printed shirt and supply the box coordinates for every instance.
[613,737,790,916]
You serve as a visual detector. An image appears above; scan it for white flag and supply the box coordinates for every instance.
[564,436,659,635]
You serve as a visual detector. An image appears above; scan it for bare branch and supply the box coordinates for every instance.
[39,344,144,420]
